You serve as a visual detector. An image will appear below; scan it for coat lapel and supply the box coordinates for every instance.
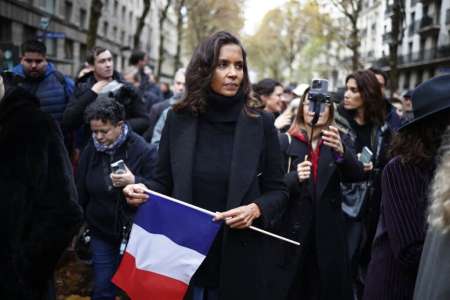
[226,112,263,209]
[316,145,335,200]
[171,113,197,203]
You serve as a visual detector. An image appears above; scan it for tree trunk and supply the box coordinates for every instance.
[156,0,173,81]
[389,0,403,96]
[134,0,151,49]
[350,20,360,71]
[86,0,103,49]
[174,0,186,75]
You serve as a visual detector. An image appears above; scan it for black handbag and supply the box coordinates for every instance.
[341,123,387,219]
[341,180,373,219]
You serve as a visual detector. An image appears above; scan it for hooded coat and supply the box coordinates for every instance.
[0,86,82,299]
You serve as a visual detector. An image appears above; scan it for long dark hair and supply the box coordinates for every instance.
[173,31,254,115]
[390,110,450,167]
[345,70,385,125]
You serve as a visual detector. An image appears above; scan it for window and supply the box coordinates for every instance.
[0,17,12,42]
[103,21,109,36]
[403,72,410,90]
[65,39,74,59]
[39,0,56,13]
[64,1,73,22]
[112,26,117,42]
[121,30,125,44]
[114,0,119,16]
[79,43,87,64]
[45,39,57,57]
[122,5,126,21]
[79,8,87,29]
[446,8,450,24]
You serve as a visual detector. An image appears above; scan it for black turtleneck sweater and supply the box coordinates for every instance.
[191,89,244,287]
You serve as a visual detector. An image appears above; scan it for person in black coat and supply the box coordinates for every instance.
[334,70,397,297]
[76,96,156,300]
[269,87,365,300]
[123,31,288,300]
[62,47,149,148]
[0,73,83,299]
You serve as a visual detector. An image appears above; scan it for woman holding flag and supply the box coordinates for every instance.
[123,31,288,300]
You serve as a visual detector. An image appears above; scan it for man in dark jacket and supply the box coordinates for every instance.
[63,46,149,147]
[0,72,83,299]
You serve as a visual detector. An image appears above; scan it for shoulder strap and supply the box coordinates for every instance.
[286,133,292,173]
[53,70,68,100]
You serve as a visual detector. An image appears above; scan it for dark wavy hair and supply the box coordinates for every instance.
[390,109,450,167]
[173,31,255,115]
[345,70,385,125]
[253,78,282,101]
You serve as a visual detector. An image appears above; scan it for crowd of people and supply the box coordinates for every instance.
[1,31,450,300]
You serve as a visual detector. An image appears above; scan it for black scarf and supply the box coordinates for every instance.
[203,88,245,123]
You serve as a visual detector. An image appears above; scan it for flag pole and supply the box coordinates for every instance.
[142,189,300,247]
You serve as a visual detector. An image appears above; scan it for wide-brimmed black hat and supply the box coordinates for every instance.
[399,74,450,131]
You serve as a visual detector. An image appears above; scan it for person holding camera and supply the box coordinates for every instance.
[63,46,149,149]
[76,96,156,300]
[334,70,397,297]
[270,84,365,300]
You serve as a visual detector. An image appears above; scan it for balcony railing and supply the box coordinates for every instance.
[375,46,450,67]
[418,16,441,35]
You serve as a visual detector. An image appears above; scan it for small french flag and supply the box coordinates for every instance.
[112,191,222,300]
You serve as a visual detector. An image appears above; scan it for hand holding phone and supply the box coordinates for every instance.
[111,160,126,175]
[359,146,373,164]
[110,160,135,187]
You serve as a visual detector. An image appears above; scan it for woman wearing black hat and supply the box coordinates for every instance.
[363,74,450,300]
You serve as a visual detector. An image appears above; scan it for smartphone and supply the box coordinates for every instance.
[359,146,373,164]
[111,160,126,174]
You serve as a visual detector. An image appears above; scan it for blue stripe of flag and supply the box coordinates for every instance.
[133,193,222,256]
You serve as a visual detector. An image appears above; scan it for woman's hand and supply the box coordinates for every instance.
[322,126,344,155]
[123,183,149,207]
[111,165,135,187]
[214,203,261,229]
[274,111,292,130]
[297,160,312,182]
[357,153,374,172]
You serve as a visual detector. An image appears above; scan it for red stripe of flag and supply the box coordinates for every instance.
[112,252,189,300]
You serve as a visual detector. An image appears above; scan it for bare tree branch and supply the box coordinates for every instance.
[134,0,151,49]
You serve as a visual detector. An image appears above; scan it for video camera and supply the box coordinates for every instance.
[308,79,331,125]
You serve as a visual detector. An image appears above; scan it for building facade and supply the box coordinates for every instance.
[0,0,178,79]
[363,0,450,94]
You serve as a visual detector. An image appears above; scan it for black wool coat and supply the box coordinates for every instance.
[77,130,157,243]
[267,133,365,300]
[147,109,288,300]
[0,87,83,299]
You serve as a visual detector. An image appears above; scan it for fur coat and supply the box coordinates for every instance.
[0,86,82,299]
